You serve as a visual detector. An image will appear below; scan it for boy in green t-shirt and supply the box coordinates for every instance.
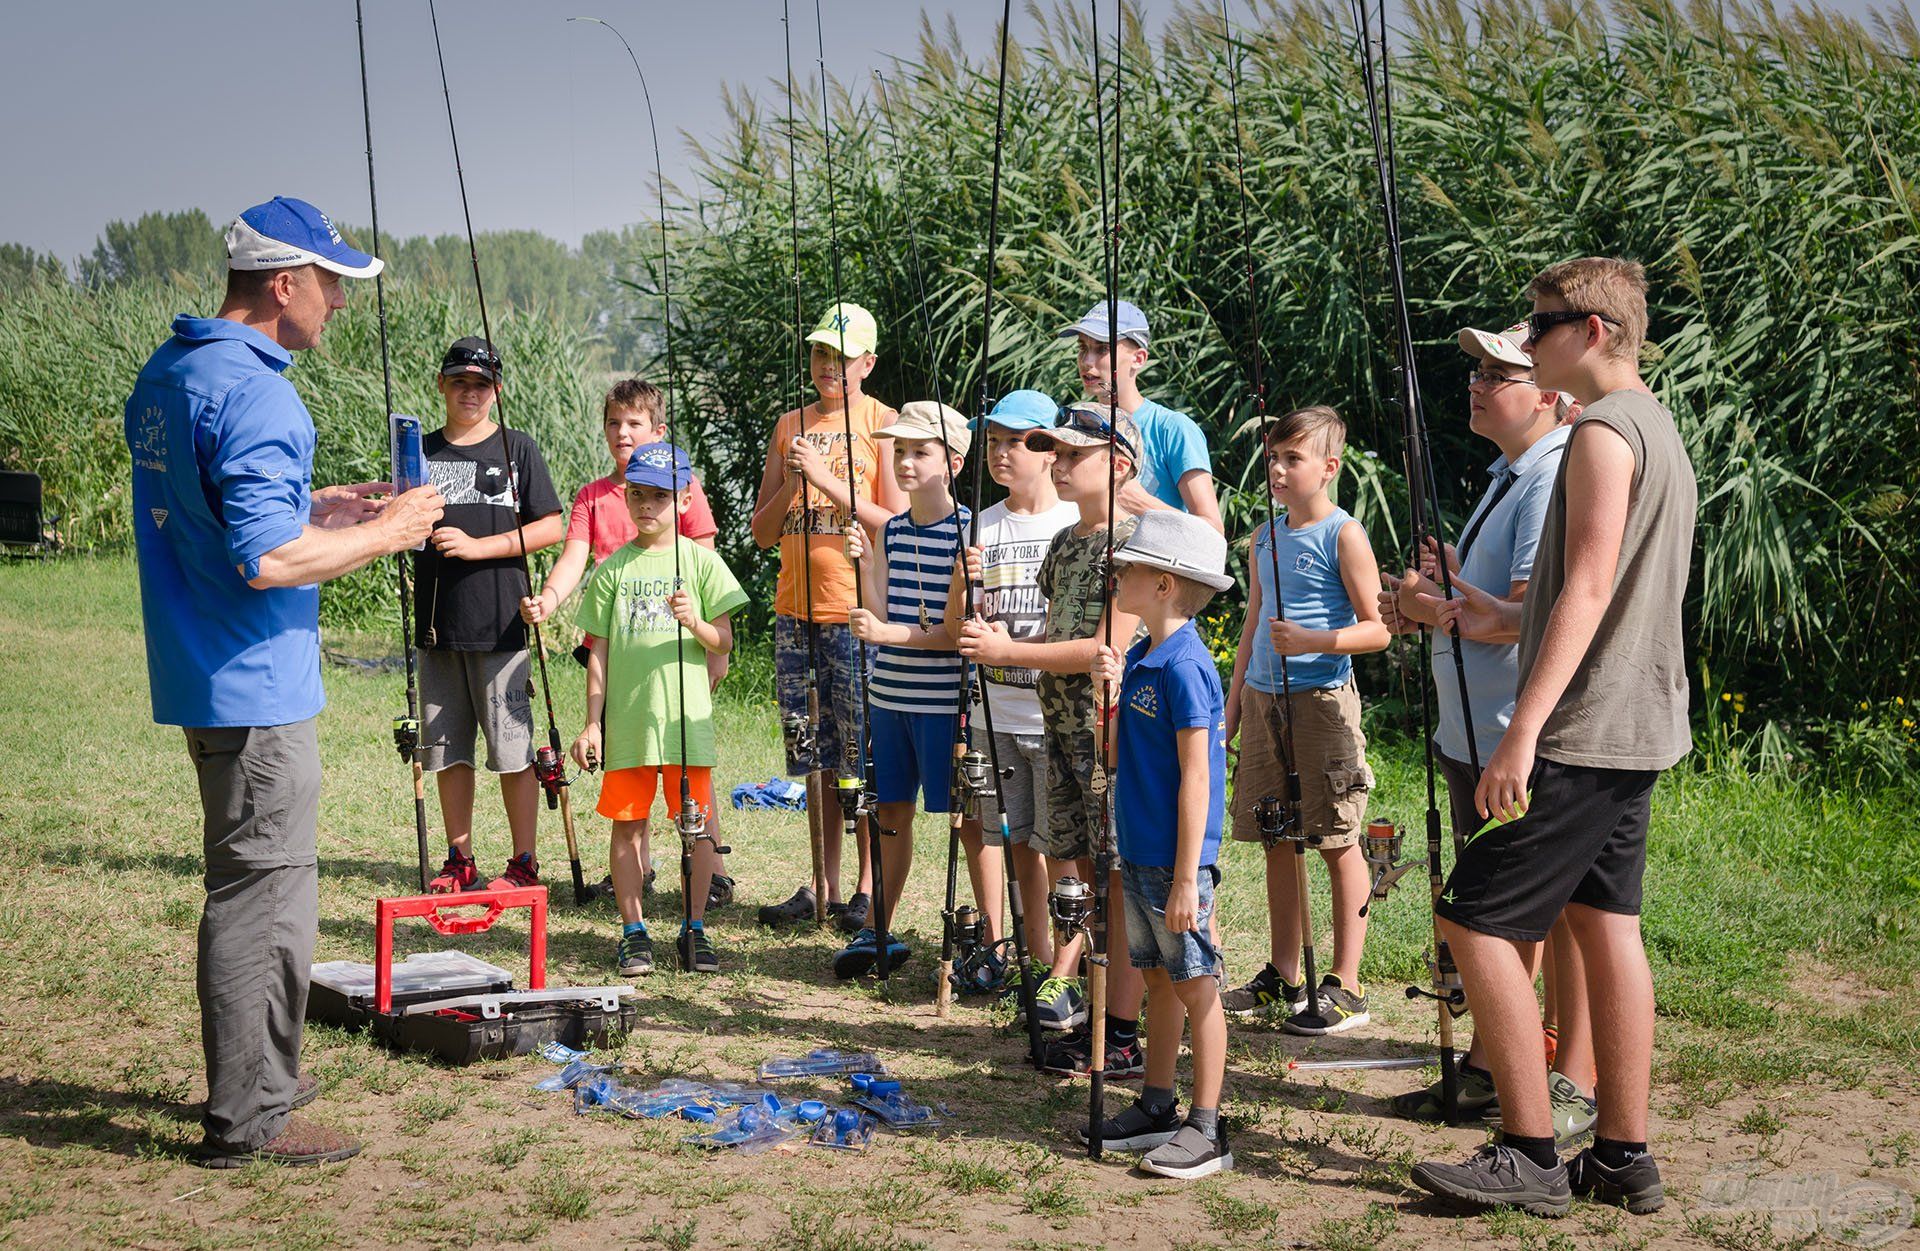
[573,444,748,976]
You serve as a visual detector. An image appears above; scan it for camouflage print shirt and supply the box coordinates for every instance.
[1035,515,1139,739]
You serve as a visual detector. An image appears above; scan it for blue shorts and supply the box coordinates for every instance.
[1121,860,1223,982]
[870,705,960,813]
[774,616,870,776]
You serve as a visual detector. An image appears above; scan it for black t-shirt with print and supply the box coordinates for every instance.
[414,426,562,652]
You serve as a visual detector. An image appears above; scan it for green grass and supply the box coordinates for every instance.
[0,553,1916,1249]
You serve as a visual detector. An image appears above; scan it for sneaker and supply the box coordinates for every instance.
[757,886,817,927]
[1040,1025,1145,1079]
[1221,963,1307,1020]
[194,1114,363,1169]
[616,928,655,977]
[836,892,872,934]
[487,852,540,891]
[678,926,719,974]
[1549,1073,1598,1149]
[1077,1098,1181,1151]
[1029,976,1089,1031]
[832,929,911,979]
[1392,1062,1497,1123]
[1139,1121,1233,1180]
[1567,1146,1665,1214]
[705,874,736,909]
[290,1072,323,1112]
[1410,1143,1572,1218]
[427,851,478,894]
[1282,975,1370,1036]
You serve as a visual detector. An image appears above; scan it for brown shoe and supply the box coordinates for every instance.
[290,1072,323,1111]
[195,1114,362,1169]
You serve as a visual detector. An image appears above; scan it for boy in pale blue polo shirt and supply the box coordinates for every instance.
[1059,300,1223,532]
[1086,510,1236,1180]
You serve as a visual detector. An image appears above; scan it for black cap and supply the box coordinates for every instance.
[440,336,502,384]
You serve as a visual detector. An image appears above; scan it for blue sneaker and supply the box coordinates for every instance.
[832,929,910,979]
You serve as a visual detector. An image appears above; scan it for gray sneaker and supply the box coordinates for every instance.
[1077,1098,1181,1151]
[1568,1146,1665,1214]
[1392,1062,1498,1122]
[1139,1121,1233,1180]
[1220,963,1306,1020]
[1282,975,1370,1036]
[1411,1143,1572,1218]
[1030,976,1088,1031]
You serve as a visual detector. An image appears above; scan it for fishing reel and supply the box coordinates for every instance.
[944,904,1011,996]
[952,747,996,818]
[781,710,816,765]
[391,714,420,763]
[1406,941,1469,1018]
[1048,875,1097,942]
[534,745,568,811]
[1361,818,1415,915]
[1254,794,1300,849]
[677,795,730,855]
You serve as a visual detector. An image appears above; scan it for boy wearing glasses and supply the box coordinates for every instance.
[1411,260,1696,1218]
[417,336,566,893]
[1381,324,1598,1147]
[958,403,1144,1075]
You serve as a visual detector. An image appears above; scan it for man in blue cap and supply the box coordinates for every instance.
[1060,300,1223,533]
[126,196,444,1167]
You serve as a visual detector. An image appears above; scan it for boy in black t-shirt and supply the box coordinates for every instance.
[416,337,566,892]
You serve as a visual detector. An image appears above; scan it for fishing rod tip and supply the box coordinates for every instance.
[567,16,602,25]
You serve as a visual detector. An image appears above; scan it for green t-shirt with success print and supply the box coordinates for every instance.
[575,539,749,770]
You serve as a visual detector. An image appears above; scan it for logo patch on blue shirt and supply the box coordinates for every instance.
[1129,683,1159,718]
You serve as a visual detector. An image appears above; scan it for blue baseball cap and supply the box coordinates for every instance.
[224,196,383,278]
[624,441,694,491]
[1058,299,1149,347]
[972,389,1060,432]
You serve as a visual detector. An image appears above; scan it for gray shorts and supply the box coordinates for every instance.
[977,730,1049,849]
[419,648,535,774]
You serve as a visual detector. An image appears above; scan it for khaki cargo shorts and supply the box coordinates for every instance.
[1230,680,1373,848]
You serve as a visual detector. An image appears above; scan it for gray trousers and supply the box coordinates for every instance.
[184,718,321,1150]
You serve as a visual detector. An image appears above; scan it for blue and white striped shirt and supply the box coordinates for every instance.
[870,505,970,714]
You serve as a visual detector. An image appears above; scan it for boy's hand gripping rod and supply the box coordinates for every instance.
[427,0,588,905]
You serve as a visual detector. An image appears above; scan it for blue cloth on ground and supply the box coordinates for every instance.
[731,777,808,810]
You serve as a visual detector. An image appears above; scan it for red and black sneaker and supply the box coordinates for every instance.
[427,850,478,894]
[487,852,540,891]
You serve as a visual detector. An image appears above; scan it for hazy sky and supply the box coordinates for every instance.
[1,0,1902,263]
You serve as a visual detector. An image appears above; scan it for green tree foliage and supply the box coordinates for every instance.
[656,0,1920,729]
[76,209,224,289]
[0,243,64,295]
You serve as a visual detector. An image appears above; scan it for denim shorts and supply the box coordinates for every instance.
[1121,860,1223,982]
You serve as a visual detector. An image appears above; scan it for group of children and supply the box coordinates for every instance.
[407,260,1691,1207]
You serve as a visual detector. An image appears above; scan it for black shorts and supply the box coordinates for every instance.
[1433,757,1657,943]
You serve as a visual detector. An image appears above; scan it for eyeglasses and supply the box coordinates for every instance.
[445,345,502,373]
[1054,408,1138,459]
[1526,310,1620,343]
[1467,369,1539,391]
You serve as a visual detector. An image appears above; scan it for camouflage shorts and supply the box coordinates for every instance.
[1039,725,1102,861]
[774,615,871,776]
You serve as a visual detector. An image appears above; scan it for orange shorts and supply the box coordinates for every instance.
[596,765,715,823]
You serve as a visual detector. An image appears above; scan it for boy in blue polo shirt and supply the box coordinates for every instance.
[1087,510,1235,1180]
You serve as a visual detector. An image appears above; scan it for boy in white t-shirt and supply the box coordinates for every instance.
[943,390,1079,973]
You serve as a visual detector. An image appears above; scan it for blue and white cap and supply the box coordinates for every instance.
[1058,299,1150,348]
[225,196,383,278]
[624,441,694,491]
[973,389,1061,432]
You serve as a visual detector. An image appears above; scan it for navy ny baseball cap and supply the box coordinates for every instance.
[625,442,694,491]
[225,196,383,278]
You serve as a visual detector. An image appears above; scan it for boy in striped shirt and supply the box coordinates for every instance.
[837,402,973,977]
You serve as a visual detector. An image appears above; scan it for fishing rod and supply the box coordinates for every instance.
[354,0,433,893]
[873,53,1036,1027]
[425,0,589,905]
[1082,0,1122,1162]
[782,0,830,925]
[1216,0,1317,1026]
[1348,0,1468,1119]
[813,0,896,992]
[569,16,728,973]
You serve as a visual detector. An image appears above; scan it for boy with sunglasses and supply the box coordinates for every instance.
[416,336,566,893]
[959,403,1145,1075]
[1411,259,1696,1218]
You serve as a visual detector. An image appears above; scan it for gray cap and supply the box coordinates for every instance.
[1112,510,1234,592]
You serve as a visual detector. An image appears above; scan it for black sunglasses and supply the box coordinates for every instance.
[1054,407,1138,459]
[1526,310,1620,343]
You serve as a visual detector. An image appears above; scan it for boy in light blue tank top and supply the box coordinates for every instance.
[1222,406,1390,1035]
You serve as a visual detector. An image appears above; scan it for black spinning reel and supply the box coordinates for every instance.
[944,904,1016,996]
[782,709,816,766]
[391,714,420,763]
[952,747,997,818]
[1254,793,1301,848]
[1048,875,1097,940]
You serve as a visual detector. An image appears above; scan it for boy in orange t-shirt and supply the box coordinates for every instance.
[748,302,904,931]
